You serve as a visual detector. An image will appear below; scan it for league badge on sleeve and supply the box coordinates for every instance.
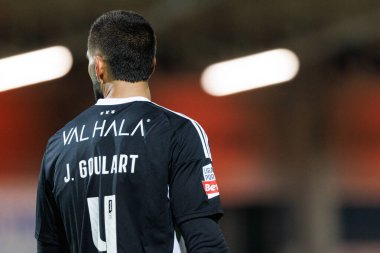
[202,164,220,199]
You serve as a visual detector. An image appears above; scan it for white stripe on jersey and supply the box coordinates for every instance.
[95,96,150,105]
[172,232,187,253]
[151,102,212,160]
[188,120,211,159]
[172,232,182,253]
[194,121,211,159]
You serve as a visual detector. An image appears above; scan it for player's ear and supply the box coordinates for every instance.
[152,57,157,68]
[94,56,108,84]
[149,57,157,78]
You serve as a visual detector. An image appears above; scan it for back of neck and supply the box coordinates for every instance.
[103,80,151,100]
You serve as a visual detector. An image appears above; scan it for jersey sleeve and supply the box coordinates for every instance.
[169,119,224,224]
[179,217,230,252]
[35,144,69,252]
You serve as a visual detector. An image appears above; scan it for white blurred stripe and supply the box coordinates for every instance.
[201,48,299,96]
[0,46,73,92]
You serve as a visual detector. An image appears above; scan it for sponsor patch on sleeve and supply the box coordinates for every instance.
[202,164,220,199]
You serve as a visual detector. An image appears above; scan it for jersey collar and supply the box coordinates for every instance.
[95,96,151,105]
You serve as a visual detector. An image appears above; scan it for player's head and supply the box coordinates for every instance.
[87,10,157,99]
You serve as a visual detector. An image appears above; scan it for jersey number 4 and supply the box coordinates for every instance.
[87,195,117,253]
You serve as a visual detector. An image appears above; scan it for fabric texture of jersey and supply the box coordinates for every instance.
[35,97,223,253]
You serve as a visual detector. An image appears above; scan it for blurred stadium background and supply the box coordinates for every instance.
[1,0,380,252]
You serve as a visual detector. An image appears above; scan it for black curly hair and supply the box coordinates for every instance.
[88,10,157,82]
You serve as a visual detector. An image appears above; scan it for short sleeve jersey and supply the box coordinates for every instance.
[35,96,223,253]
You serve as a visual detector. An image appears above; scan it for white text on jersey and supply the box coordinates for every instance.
[64,154,139,183]
[63,119,145,146]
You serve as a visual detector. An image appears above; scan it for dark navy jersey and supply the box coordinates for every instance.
[35,96,223,253]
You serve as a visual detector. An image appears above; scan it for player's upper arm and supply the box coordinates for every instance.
[169,118,223,224]
[171,118,212,164]
[35,141,69,252]
[179,216,230,253]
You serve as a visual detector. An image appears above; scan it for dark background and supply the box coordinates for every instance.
[1,1,380,252]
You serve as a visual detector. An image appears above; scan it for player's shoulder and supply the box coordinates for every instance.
[147,102,204,131]
[148,102,212,160]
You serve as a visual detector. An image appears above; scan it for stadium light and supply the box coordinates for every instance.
[201,48,300,96]
[0,46,73,92]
